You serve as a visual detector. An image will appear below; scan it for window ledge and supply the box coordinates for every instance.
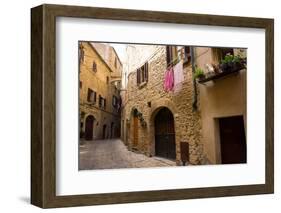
[137,81,147,89]
[198,67,244,84]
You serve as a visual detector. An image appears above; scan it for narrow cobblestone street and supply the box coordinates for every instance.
[79,139,176,170]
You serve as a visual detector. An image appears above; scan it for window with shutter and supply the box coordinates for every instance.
[112,95,117,107]
[92,61,97,72]
[212,48,234,63]
[137,68,140,85]
[144,62,148,82]
[184,46,191,63]
[87,89,96,103]
[99,95,102,108]
[166,46,173,66]
[91,91,96,103]
[136,62,149,86]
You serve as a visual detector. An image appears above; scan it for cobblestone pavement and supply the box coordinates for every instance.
[79,138,176,170]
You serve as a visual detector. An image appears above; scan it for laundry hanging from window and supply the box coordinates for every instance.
[164,46,186,92]
[164,67,174,92]
[173,61,184,93]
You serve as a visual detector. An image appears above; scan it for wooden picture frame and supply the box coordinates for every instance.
[31,4,274,208]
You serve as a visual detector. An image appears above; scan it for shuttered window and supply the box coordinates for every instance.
[87,88,96,103]
[99,95,106,109]
[104,99,106,110]
[92,61,97,72]
[184,46,191,63]
[212,48,234,63]
[166,46,173,66]
[112,95,117,107]
[136,62,149,85]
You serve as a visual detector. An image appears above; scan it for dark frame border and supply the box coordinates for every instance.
[31,4,274,208]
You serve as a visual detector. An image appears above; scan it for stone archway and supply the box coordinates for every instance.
[154,107,176,159]
[148,98,179,161]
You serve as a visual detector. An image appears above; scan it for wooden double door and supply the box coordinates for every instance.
[155,108,176,160]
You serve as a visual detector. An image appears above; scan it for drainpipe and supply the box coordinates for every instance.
[190,47,198,111]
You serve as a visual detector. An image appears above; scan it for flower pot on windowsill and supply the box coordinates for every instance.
[197,74,206,81]
[219,63,230,72]
[194,67,205,81]
[232,61,244,71]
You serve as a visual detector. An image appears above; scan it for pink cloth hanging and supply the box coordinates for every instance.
[164,67,174,92]
[173,61,184,93]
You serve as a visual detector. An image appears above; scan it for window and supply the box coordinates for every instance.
[106,76,109,84]
[87,88,96,103]
[136,62,148,85]
[183,46,191,63]
[221,48,234,57]
[166,45,178,66]
[79,81,82,89]
[112,95,118,108]
[99,95,106,109]
[92,61,97,72]
[212,48,234,63]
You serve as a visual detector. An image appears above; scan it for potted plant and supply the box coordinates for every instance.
[194,67,205,81]
[220,54,234,72]
[232,55,244,70]
[219,54,244,72]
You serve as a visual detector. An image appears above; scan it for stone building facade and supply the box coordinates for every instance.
[121,45,204,165]
[121,45,247,165]
[79,42,122,141]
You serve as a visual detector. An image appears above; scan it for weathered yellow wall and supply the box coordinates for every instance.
[79,42,121,140]
[196,48,247,163]
[199,70,246,163]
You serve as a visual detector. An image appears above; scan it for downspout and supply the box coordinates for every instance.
[190,47,198,111]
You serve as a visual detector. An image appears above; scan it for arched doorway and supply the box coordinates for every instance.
[110,122,114,138]
[85,115,95,140]
[154,107,176,159]
[132,109,138,148]
[102,124,107,139]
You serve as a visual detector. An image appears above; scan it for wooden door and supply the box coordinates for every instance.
[133,115,138,147]
[85,115,94,140]
[110,122,114,139]
[219,116,246,164]
[102,125,107,139]
[155,108,176,159]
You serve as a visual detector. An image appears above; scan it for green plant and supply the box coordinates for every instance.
[194,67,205,79]
[221,54,241,64]
[233,55,242,63]
[221,54,234,64]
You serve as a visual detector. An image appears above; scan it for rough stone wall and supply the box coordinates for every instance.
[80,42,121,140]
[122,45,205,165]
